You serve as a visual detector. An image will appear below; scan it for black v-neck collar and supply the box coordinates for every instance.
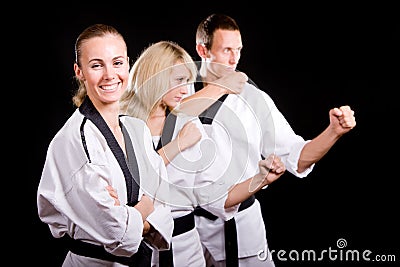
[79,97,140,206]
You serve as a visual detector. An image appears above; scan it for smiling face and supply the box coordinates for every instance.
[162,61,192,110]
[74,34,129,109]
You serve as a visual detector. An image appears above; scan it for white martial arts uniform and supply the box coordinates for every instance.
[194,82,315,267]
[37,101,173,267]
[152,112,239,267]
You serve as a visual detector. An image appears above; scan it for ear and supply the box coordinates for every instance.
[196,43,208,59]
[74,63,85,81]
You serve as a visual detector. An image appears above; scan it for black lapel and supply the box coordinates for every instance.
[198,94,228,125]
[79,97,140,206]
[155,109,177,151]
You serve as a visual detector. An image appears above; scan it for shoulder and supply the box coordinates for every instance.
[47,110,96,164]
[52,109,86,146]
[120,114,152,142]
[243,82,269,97]
[120,115,146,129]
[176,113,205,129]
[120,114,146,126]
[240,82,275,106]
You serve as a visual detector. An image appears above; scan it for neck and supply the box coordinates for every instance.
[150,103,167,118]
[91,99,121,130]
[200,62,219,83]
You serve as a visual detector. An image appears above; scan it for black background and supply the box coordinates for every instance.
[23,2,399,266]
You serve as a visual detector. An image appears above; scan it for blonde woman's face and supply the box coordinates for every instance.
[162,63,191,109]
[75,35,129,106]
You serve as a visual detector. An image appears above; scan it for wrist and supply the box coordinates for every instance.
[253,173,268,187]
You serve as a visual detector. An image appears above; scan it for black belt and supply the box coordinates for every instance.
[194,195,255,267]
[159,212,196,267]
[193,195,255,220]
[172,211,195,236]
[62,235,152,267]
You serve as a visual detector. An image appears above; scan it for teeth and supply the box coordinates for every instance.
[102,84,117,90]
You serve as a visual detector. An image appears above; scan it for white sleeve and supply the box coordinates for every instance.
[258,91,314,177]
[140,122,173,250]
[38,127,145,257]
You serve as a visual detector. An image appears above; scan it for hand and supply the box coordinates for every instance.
[249,154,286,192]
[106,185,120,206]
[134,195,154,221]
[176,121,202,151]
[211,71,248,94]
[329,105,356,136]
[143,221,152,236]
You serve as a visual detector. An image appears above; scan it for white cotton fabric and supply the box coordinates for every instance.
[152,113,238,267]
[194,82,314,261]
[37,110,173,267]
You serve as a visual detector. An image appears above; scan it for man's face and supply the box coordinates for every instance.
[205,29,243,78]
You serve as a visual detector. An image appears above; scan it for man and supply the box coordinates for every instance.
[184,13,356,267]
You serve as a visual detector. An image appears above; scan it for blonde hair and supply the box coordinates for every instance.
[120,41,197,121]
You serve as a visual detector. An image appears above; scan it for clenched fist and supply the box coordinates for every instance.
[211,71,248,94]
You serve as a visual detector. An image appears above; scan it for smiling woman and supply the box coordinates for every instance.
[36,24,173,267]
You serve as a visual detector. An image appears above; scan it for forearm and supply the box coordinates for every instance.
[157,139,180,166]
[224,173,267,208]
[298,126,341,172]
[180,83,227,116]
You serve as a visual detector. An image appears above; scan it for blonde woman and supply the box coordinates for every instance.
[120,41,285,267]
